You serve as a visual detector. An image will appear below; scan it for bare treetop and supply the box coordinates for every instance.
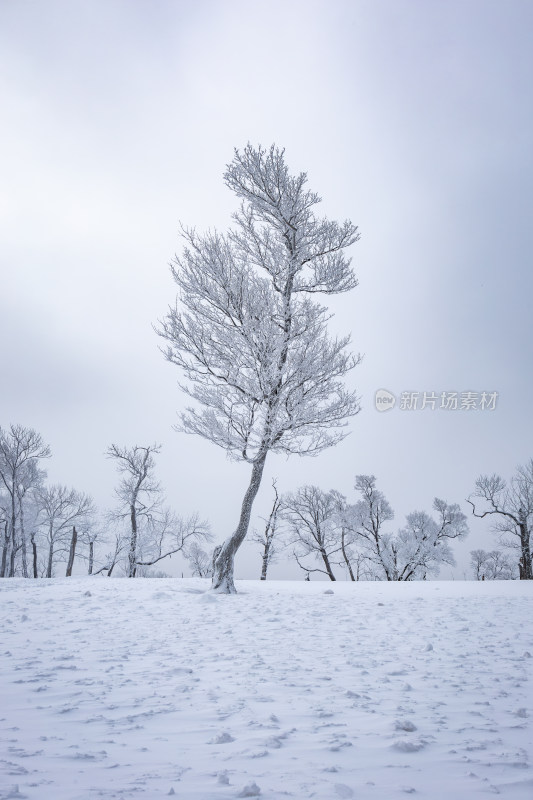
[224,144,359,295]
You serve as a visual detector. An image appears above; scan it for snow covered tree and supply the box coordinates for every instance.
[349,476,468,580]
[186,542,214,577]
[0,425,51,577]
[158,144,361,593]
[390,502,468,580]
[249,479,285,580]
[349,475,394,580]
[332,493,375,580]
[285,485,342,581]
[468,461,533,579]
[470,548,517,580]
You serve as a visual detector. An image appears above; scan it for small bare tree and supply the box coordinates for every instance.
[78,520,104,575]
[158,144,361,592]
[107,444,163,577]
[470,548,517,580]
[0,425,51,577]
[36,485,95,578]
[250,479,285,580]
[93,528,128,576]
[187,542,214,577]
[285,486,342,581]
[468,461,533,580]
[107,444,211,576]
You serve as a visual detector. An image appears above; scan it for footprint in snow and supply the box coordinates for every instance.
[198,592,218,604]
[393,739,426,752]
[394,719,417,732]
[210,731,235,744]
[237,782,261,797]
[334,785,354,798]
[3,785,28,799]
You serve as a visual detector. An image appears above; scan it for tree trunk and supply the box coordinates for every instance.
[128,504,137,578]
[212,455,267,593]
[46,541,54,578]
[31,534,38,578]
[341,529,355,581]
[66,526,77,577]
[0,521,9,578]
[88,541,94,575]
[8,489,16,577]
[8,490,17,576]
[9,542,17,577]
[320,548,337,581]
[519,516,532,580]
[18,498,28,578]
[260,541,270,580]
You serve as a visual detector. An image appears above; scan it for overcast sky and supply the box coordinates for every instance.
[1,0,532,579]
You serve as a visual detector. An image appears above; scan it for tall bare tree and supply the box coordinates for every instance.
[468,460,533,579]
[158,144,361,592]
[0,425,51,577]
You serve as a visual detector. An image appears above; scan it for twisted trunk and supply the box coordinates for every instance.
[212,454,267,593]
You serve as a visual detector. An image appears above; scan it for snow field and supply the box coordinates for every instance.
[0,578,531,799]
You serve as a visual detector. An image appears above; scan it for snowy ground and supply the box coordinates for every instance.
[0,578,531,800]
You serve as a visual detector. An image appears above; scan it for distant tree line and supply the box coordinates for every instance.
[1,423,530,581]
[0,424,211,579]
[233,462,532,581]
